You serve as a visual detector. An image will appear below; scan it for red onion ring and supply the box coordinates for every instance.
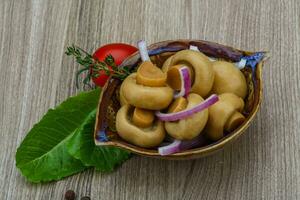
[158,140,181,156]
[137,40,150,62]
[158,135,207,156]
[155,94,219,121]
[235,58,247,69]
[174,66,191,98]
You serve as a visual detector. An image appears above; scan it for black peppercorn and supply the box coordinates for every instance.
[65,190,76,200]
[81,196,91,200]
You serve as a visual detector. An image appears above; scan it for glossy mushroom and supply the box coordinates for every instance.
[122,73,173,110]
[205,93,246,141]
[162,50,214,97]
[116,104,165,148]
[211,61,247,99]
[165,93,209,140]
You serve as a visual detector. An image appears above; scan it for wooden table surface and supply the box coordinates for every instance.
[1,0,300,199]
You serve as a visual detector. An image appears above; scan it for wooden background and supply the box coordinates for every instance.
[1,0,299,199]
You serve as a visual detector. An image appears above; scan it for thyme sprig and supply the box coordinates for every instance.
[65,45,131,89]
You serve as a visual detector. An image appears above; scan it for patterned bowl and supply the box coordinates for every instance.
[94,40,268,160]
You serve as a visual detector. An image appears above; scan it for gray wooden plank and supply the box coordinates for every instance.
[0,0,299,199]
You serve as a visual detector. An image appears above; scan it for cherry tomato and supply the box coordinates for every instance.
[92,43,138,87]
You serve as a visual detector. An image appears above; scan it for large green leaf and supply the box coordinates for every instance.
[67,110,131,172]
[16,89,101,182]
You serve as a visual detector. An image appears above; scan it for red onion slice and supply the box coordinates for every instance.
[158,135,207,156]
[158,140,181,156]
[137,40,150,61]
[155,94,219,121]
[235,58,247,69]
[189,45,200,51]
[174,66,191,98]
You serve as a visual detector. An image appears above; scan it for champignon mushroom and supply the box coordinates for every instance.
[162,50,214,97]
[204,93,246,141]
[165,93,209,140]
[122,73,173,110]
[120,60,166,106]
[116,104,165,148]
[211,61,247,99]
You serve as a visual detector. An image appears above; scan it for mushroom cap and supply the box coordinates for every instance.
[162,56,173,72]
[165,93,209,140]
[119,81,128,106]
[205,93,245,141]
[162,50,215,97]
[116,104,165,148]
[212,61,247,99]
[220,93,244,111]
[122,73,173,110]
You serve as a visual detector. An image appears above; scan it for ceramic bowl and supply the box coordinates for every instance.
[94,40,267,160]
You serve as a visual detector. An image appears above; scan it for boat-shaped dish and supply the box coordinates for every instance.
[94,40,267,160]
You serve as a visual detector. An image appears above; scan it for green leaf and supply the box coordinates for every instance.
[67,109,131,172]
[15,89,101,182]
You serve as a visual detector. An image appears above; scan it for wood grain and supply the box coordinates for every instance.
[0,0,299,199]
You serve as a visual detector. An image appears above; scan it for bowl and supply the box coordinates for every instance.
[94,39,267,160]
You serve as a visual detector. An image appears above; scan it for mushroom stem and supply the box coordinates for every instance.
[224,111,245,132]
[136,61,167,87]
[168,97,188,113]
[132,107,154,128]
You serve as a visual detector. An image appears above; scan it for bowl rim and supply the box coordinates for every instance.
[94,39,264,159]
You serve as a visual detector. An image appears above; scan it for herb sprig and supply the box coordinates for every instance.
[65,45,131,89]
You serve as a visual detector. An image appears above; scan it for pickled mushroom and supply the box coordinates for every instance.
[162,50,214,97]
[205,93,246,141]
[211,61,247,99]
[121,73,173,110]
[116,104,165,148]
[164,93,209,140]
